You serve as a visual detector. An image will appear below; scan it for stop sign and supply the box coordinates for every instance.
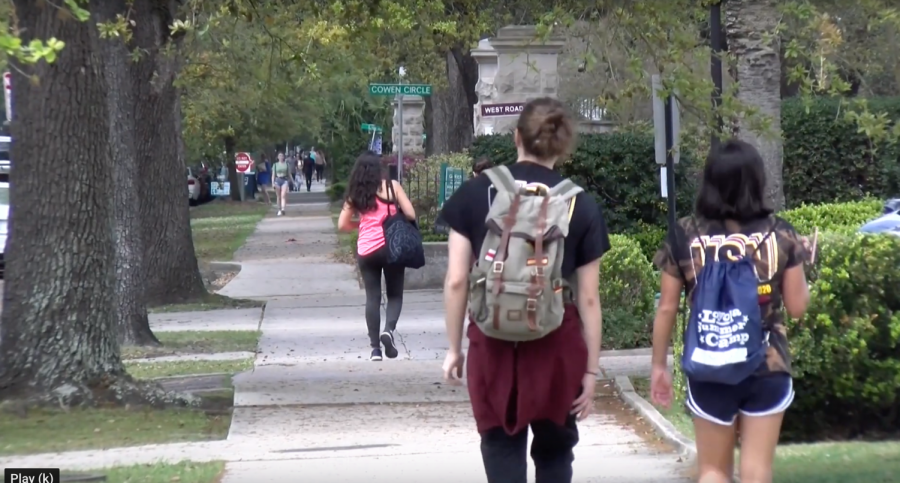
[235,152,252,173]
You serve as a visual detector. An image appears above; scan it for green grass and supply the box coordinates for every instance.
[630,376,695,439]
[190,200,268,263]
[0,407,231,456]
[631,376,900,482]
[148,293,264,313]
[121,330,260,360]
[98,461,225,483]
[125,358,254,379]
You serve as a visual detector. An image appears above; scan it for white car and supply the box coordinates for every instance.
[0,181,8,274]
[187,167,200,202]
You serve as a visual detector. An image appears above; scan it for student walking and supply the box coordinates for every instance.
[302,150,315,191]
[337,153,416,361]
[255,157,273,205]
[439,97,610,483]
[313,148,326,182]
[649,139,811,483]
[273,152,290,216]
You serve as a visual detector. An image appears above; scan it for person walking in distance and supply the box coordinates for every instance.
[314,147,326,183]
[439,97,610,483]
[272,152,290,216]
[302,149,316,191]
[337,153,416,361]
[255,156,273,206]
[650,139,812,483]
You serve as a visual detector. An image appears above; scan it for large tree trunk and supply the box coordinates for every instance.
[93,0,159,346]
[132,0,207,305]
[426,48,479,155]
[224,136,241,201]
[725,0,785,209]
[0,0,127,403]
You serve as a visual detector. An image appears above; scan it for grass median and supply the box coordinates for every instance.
[124,358,254,380]
[631,376,900,482]
[98,461,225,483]
[121,330,260,360]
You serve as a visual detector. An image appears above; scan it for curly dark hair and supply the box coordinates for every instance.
[345,152,384,213]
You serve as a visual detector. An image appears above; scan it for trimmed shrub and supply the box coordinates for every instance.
[326,181,346,202]
[783,97,900,208]
[782,232,900,440]
[599,235,657,350]
[779,199,883,235]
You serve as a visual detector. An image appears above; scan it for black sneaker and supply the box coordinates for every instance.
[370,348,383,361]
[380,331,399,359]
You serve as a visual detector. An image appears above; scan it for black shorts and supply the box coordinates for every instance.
[686,373,794,426]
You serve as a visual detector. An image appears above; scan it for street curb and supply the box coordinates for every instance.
[209,261,242,272]
[614,375,696,460]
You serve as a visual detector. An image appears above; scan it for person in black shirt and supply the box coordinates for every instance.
[439,97,611,483]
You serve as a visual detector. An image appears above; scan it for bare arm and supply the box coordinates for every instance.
[576,260,602,374]
[782,264,810,319]
[444,230,471,354]
[337,201,358,232]
[391,180,417,220]
[651,271,683,369]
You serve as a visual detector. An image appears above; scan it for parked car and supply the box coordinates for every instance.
[860,198,900,234]
[0,135,10,177]
[0,180,8,276]
[187,166,214,205]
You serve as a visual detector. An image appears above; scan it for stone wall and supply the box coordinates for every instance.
[403,243,448,290]
[392,95,426,154]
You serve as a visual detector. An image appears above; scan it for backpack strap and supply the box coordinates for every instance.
[746,220,777,261]
[490,189,522,331]
[548,178,583,199]
[526,194,551,331]
[484,165,518,194]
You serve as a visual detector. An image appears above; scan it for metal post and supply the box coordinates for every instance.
[664,95,677,229]
[710,1,725,149]
[397,93,404,183]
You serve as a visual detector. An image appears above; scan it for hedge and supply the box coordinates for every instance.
[470,132,698,240]
[780,198,883,235]
[782,97,900,208]
[599,235,657,350]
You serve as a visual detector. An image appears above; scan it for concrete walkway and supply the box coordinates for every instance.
[0,182,689,481]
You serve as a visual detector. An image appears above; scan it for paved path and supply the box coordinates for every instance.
[0,184,689,481]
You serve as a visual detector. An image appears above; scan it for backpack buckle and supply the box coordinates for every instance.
[531,266,545,277]
[526,298,538,311]
[492,261,505,273]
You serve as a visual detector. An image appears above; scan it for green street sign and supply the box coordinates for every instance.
[368,83,433,96]
[439,163,466,209]
[361,123,382,132]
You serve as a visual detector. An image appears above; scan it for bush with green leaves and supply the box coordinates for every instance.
[783,97,900,208]
[779,198,883,235]
[598,234,657,350]
[781,232,900,440]
[326,181,347,202]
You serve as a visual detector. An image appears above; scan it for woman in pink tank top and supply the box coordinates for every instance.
[338,153,416,361]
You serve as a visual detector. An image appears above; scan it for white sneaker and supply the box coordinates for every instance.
[277,210,284,216]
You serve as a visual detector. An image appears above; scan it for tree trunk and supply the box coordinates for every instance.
[725,0,785,209]
[428,49,479,155]
[92,0,159,346]
[132,0,207,305]
[0,0,127,403]
[224,136,241,201]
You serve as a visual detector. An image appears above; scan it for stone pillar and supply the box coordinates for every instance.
[471,38,498,137]
[489,25,565,134]
[392,95,426,155]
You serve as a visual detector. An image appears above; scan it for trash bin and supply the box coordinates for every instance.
[243,173,257,200]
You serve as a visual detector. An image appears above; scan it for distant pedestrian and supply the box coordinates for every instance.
[302,149,315,191]
[314,148,326,182]
[649,139,811,483]
[439,97,610,483]
[255,157,273,205]
[337,152,416,361]
[273,152,290,216]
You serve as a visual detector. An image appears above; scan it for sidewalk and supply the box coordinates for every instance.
[0,182,689,481]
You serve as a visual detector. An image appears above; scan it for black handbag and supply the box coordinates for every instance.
[383,180,426,269]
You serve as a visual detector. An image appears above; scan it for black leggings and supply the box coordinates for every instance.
[357,245,405,348]
[303,163,314,190]
[481,415,579,483]
[315,164,324,181]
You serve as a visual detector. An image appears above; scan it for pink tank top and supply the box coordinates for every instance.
[357,198,391,256]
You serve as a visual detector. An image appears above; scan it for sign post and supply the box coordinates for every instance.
[235,152,252,202]
[3,72,11,124]
[651,75,681,232]
[368,82,432,184]
[439,163,465,209]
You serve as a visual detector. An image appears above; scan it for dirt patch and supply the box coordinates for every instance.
[203,269,237,292]
[594,379,683,456]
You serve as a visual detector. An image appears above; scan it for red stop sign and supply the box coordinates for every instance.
[235,152,252,173]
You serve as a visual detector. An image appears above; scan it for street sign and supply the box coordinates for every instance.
[3,72,11,123]
[481,103,524,117]
[368,83,432,96]
[439,163,466,209]
[235,152,253,173]
[211,181,231,196]
[361,123,382,132]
